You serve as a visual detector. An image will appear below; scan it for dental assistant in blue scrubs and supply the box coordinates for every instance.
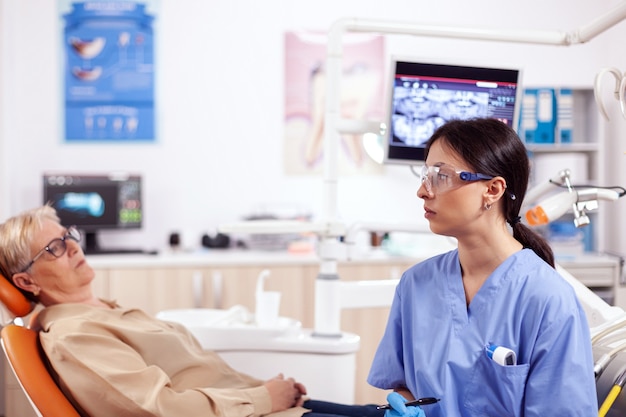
[368,118,597,417]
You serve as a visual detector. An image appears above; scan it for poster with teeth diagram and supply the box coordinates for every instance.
[61,0,156,142]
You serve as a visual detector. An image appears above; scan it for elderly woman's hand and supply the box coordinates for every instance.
[264,373,307,411]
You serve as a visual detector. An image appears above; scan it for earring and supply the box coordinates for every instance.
[484,203,492,211]
[32,288,40,297]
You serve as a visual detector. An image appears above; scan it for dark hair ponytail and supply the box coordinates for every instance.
[425,118,555,268]
[509,221,554,268]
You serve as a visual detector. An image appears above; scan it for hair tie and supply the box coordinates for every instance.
[508,216,522,227]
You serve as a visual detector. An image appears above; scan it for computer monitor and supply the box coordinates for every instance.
[383,57,522,165]
[43,173,143,254]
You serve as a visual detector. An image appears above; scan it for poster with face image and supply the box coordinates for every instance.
[60,0,157,142]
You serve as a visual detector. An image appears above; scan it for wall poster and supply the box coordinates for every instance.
[284,31,386,176]
[60,0,157,142]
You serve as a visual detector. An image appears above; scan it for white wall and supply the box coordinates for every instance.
[0,1,7,222]
[2,0,626,252]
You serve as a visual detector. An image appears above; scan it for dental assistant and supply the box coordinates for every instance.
[368,118,597,416]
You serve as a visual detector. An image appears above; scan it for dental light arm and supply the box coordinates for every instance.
[525,187,621,227]
[578,187,622,205]
[523,169,573,206]
[523,169,586,227]
[523,168,624,228]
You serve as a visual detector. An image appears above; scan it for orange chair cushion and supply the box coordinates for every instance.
[1,325,81,417]
[0,273,34,317]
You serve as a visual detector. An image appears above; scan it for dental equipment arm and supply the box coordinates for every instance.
[525,187,621,227]
[522,169,584,226]
[523,169,573,206]
[522,169,624,227]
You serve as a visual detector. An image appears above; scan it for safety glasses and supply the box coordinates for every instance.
[420,164,494,195]
[20,226,81,272]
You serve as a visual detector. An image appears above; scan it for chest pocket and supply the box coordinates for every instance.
[463,350,529,417]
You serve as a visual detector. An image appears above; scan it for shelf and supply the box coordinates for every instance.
[526,142,599,153]
[522,86,606,255]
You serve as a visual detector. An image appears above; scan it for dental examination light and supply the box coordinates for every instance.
[523,169,625,228]
[524,186,623,227]
[525,190,579,226]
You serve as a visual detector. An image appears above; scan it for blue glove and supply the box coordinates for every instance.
[384,392,425,417]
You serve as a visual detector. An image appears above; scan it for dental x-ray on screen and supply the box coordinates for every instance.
[383,58,522,165]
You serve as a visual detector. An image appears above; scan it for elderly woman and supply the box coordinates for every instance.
[0,205,384,417]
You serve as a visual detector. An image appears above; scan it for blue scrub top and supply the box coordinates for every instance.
[368,248,597,417]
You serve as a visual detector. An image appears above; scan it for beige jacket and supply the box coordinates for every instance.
[36,301,308,417]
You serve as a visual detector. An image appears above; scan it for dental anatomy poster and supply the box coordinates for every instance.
[284,32,385,176]
[60,0,158,142]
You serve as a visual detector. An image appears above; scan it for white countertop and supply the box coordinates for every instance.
[85,248,426,269]
[85,247,622,271]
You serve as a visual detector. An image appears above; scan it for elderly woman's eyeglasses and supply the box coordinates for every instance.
[420,164,494,195]
[20,226,81,272]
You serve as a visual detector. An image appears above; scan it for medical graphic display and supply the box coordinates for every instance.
[62,1,155,142]
[384,59,521,164]
[43,173,143,253]
[283,31,385,175]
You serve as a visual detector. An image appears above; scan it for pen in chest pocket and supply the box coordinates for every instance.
[486,343,517,366]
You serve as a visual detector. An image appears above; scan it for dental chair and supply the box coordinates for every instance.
[0,273,81,417]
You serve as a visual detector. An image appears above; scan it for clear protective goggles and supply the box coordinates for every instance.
[420,164,494,195]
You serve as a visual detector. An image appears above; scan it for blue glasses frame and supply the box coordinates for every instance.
[420,164,494,195]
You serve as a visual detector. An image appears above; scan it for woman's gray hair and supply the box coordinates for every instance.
[0,204,60,278]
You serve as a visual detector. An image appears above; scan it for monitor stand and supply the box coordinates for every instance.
[84,231,100,254]
[83,231,153,255]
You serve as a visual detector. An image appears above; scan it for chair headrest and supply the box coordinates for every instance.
[0,273,34,319]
